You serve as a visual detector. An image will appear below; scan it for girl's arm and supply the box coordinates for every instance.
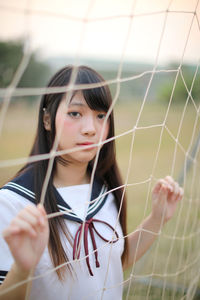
[0,204,49,300]
[123,176,183,270]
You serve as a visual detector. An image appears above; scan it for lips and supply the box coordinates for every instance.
[77,142,96,149]
[78,142,95,146]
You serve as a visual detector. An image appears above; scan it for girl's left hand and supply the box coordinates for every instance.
[151,176,184,225]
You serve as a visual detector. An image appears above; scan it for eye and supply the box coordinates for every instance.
[68,112,81,118]
[97,113,107,120]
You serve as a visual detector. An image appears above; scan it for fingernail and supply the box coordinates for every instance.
[38,203,45,214]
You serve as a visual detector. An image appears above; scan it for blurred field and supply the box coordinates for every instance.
[0,100,200,299]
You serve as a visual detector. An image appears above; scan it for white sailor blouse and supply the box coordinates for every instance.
[0,169,124,300]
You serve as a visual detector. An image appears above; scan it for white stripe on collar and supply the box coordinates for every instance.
[4,182,35,199]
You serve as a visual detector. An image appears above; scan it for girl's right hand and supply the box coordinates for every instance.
[2,204,49,273]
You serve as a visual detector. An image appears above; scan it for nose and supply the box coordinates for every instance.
[81,115,96,136]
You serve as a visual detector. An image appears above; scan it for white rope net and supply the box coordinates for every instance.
[0,0,200,299]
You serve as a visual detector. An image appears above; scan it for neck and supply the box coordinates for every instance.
[53,159,90,188]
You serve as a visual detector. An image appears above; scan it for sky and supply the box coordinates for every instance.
[0,0,199,64]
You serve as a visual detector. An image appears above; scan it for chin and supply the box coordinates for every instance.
[78,155,96,163]
[67,152,96,164]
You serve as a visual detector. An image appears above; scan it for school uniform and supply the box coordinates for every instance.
[0,169,124,300]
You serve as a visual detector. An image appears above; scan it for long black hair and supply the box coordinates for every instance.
[18,65,128,279]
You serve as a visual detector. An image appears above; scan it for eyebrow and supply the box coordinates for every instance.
[69,102,86,107]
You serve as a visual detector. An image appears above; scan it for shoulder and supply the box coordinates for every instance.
[0,166,36,205]
[0,188,31,209]
[0,167,36,230]
[0,189,33,229]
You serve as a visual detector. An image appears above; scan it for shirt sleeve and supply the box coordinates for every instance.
[0,189,32,284]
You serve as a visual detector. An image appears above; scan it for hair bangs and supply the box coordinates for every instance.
[76,66,111,112]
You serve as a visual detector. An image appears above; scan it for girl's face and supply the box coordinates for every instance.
[55,91,109,165]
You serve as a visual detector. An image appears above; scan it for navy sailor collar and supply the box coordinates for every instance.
[1,168,108,223]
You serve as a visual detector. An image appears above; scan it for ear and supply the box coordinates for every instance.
[43,112,51,131]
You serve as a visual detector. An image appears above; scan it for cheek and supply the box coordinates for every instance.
[101,121,109,141]
[56,115,76,135]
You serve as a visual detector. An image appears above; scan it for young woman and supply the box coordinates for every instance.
[0,65,183,300]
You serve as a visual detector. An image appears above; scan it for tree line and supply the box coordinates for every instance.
[0,39,199,105]
[0,40,52,103]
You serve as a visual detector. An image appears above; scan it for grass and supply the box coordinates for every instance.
[114,101,200,299]
[0,102,39,185]
[0,100,200,299]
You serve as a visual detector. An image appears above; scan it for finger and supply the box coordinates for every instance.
[153,179,173,197]
[169,182,182,202]
[174,182,180,195]
[152,181,162,195]
[26,204,46,227]
[11,218,37,238]
[165,176,176,190]
[37,203,46,215]
[175,187,184,202]
[18,209,39,228]
[2,225,20,239]
[165,176,184,194]
[37,204,47,222]
[165,176,175,185]
[153,179,168,193]
[26,204,42,219]
[158,183,169,202]
[37,204,48,227]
